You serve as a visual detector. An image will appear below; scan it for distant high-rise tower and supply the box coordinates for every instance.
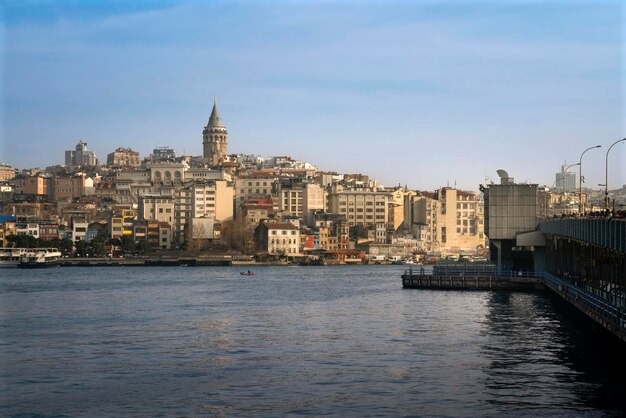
[555,164,576,193]
[202,98,228,166]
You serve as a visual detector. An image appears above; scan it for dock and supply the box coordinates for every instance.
[60,257,232,267]
[401,272,544,291]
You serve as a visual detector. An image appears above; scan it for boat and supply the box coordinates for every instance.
[240,270,255,276]
[0,248,29,268]
[18,248,63,268]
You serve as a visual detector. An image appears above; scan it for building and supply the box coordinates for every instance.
[158,222,172,249]
[327,190,389,228]
[39,219,60,241]
[72,218,89,242]
[190,180,234,222]
[202,98,228,167]
[65,140,98,167]
[254,221,300,256]
[241,197,273,225]
[235,173,278,216]
[139,195,175,225]
[0,164,16,181]
[482,170,542,273]
[404,193,440,252]
[151,147,177,161]
[0,215,17,246]
[15,215,39,238]
[22,175,48,197]
[555,164,577,193]
[107,147,140,167]
[53,174,91,201]
[434,187,484,252]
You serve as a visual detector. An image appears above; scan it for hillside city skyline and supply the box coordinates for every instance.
[3,1,624,191]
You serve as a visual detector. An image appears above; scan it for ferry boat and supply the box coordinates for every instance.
[0,248,29,268]
[18,248,63,268]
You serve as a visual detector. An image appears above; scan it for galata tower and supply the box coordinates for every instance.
[202,98,228,166]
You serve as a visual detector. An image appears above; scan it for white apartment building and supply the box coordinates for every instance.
[190,180,234,221]
[255,222,300,256]
[139,195,175,225]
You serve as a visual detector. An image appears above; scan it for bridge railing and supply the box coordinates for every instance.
[403,269,542,279]
[540,219,626,252]
[543,272,625,329]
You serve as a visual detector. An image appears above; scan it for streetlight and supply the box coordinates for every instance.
[560,163,580,193]
[579,145,602,215]
[605,137,626,210]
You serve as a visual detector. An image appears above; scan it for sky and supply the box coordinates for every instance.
[1,0,624,192]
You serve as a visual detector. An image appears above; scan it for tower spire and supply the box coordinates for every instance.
[207,97,223,128]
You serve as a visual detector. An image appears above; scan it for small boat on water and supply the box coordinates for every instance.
[240,270,255,276]
[18,248,62,268]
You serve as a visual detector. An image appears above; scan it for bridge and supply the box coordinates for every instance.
[403,218,626,343]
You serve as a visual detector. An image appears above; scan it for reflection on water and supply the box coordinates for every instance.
[1,266,624,417]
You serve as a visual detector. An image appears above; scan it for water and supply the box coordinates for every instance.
[1,266,625,417]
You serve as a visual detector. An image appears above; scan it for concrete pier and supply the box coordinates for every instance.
[401,273,544,291]
[60,257,232,267]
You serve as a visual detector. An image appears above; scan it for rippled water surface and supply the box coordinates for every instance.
[1,266,625,417]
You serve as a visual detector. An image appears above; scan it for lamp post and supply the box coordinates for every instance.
[561,163,580,193]
[579,145,602,215]
[605,138,626,210]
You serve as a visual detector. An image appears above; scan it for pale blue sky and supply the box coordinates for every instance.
[2,0,624,191]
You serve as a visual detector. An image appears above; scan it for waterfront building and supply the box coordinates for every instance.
[434,187,484,252]
[65,140,98,167]
[15,215,39,238]
[158,222,172,249]
[71,218,89,242]
[202,98,228,167]
[39,219,59,241]
[0,215,17,246]
[109,209,136,240]
[254,221,300,256]
[482,171,542,273]
[313,212,349,249]
[107,147,140,167]
[132,220,148,242]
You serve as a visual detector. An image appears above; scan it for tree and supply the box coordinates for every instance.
[119,236,136,254]
[221,217,253,253]
[5,234,38,248]
[75,240,88,257]
[135,240,151,254]
[88,237,107,257]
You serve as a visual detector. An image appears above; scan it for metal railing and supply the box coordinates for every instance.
[543,272,625,330]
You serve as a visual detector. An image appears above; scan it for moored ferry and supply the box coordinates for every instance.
[0,248,29,268]
[18,248,63,268]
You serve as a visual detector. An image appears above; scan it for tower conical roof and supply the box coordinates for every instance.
[207,97,224,128]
